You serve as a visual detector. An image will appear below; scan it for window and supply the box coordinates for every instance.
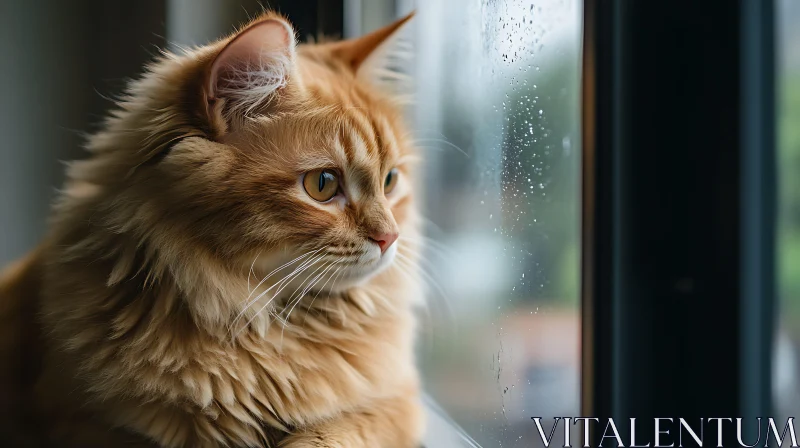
[399,0,582,445]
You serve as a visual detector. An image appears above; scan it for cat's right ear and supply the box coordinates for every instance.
[204,15,297,135]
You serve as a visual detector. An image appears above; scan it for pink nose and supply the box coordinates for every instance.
[370,232,399,254]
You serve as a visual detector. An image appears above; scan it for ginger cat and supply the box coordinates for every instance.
[0,11,425,448]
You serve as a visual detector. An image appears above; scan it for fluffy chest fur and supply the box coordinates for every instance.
[33,239,419,447]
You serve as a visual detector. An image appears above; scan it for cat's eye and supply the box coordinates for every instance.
[303,169,339,202]
[384,168,399,195]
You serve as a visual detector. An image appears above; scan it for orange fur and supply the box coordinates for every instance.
[0,11,424,448]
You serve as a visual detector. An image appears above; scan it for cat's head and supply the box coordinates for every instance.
[65,12,420,319]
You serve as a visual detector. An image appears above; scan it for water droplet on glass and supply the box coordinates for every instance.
[562,136,572,153]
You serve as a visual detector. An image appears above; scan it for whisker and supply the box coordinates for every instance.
[259,251,329,307]
[280,258,338,321]
[410,234,454,253]
[282,259,333,311]
[389,254,428,312]
[302,264,344,326]
[260,252,327,313]
[279,259,343,346]
[395,252,456,326]
[397,236,452,261]
[231,248,324,331]
[252,249,322,296]
[389,258,429,308]
[309,260,344,296]
[398,250,450,278]
[320,262,348,324]
[233,251,328,336]
[388,257,438,344]
[292,261,343,318]
[411,138,470,158]
[296,259,343,309]
[247,252,260,294]
[243,247,322,305]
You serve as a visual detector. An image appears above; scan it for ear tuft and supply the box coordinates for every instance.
[206,18,296,120]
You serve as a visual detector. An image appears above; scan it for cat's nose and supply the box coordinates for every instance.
[369,231,399,254]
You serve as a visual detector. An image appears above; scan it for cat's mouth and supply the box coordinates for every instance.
[248,243,397,299]
[310,242,397,293]
[331,242,397,285]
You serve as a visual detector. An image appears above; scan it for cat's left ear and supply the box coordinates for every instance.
[204,15,297,134]
[329,12,414,78]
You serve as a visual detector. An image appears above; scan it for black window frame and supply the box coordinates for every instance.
[581,0,776,445]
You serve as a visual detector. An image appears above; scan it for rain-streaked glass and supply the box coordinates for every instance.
[409,1,582,445]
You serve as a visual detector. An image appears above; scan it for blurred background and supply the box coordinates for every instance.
[0,1,797,447]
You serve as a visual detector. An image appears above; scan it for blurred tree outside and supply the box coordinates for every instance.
[500,50,581,307]
[779,74,800,334]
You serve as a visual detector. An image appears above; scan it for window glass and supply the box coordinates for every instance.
[409,0,582,445]
[775,0,800,424]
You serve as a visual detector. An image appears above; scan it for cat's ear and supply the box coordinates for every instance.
[329,12,414,77]
[205,16,296,132]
